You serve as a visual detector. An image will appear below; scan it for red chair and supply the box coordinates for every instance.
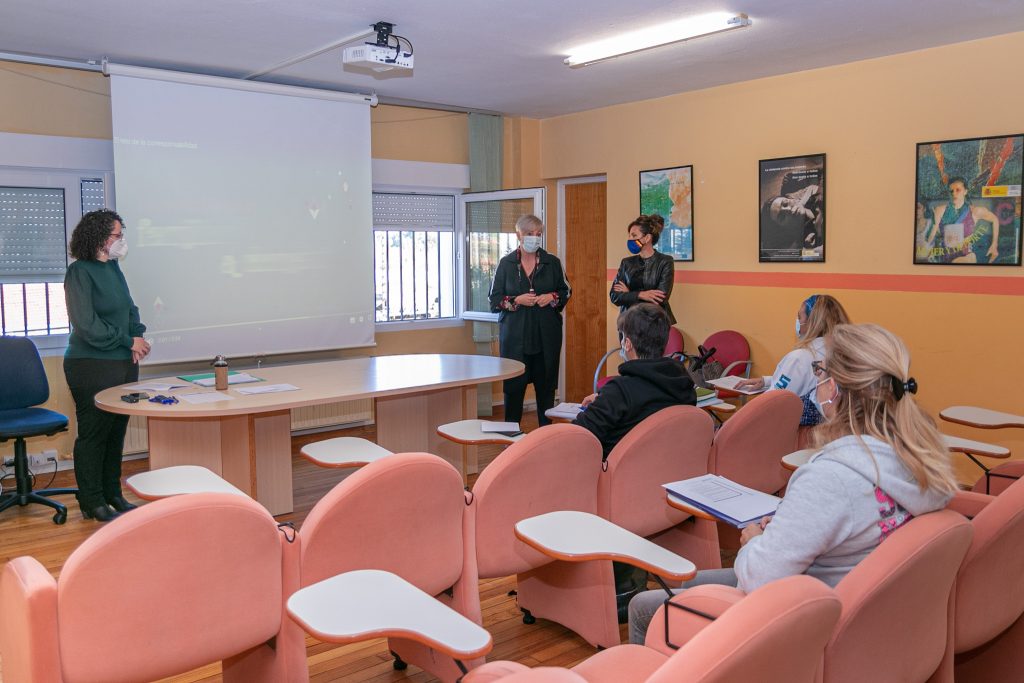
[594,326,684,393]
[701,330,752,400]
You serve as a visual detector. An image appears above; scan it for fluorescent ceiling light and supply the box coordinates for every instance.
[564,12,752,67]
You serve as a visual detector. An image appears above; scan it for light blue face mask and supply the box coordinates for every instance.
[810,387,823,417]
[795,317,802,338]
[521,235,542,253]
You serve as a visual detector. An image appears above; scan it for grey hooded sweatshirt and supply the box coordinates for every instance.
[734,434,954,593]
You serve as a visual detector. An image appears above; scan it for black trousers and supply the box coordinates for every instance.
[63,358,138,509]
[503,352,556,427]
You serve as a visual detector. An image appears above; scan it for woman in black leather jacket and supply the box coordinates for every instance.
[609,214,676,324]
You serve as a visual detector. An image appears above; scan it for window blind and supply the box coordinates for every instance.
[0,187,67,284]
[373,193,455,231]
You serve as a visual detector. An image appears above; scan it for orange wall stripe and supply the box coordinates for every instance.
[605,269,1024,296]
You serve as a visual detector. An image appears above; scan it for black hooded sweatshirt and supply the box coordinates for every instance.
[573,356,697,459]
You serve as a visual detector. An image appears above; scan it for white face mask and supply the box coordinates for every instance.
[811,377,837,419]
[107,238,128,260]
[795,317,802,338]
[521,235,542,253]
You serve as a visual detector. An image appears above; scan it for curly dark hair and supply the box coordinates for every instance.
[69,209,123,261]
[627,214,665,245]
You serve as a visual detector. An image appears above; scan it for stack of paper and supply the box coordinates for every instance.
[706,376,766,395]
[695,388,721,407]
[125,381,189,392]
[235,383,299,395]
[546,402,583,419]
[663,474,781,528]
[480,421,523,436]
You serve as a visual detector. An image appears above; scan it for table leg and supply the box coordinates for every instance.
[145,410,293,515]
[375,386,477,478]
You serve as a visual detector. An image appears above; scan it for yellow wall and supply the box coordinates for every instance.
[371,104,468,164]
[0,62,477,459]
[0,62,111,138]
[538,32,1024,483]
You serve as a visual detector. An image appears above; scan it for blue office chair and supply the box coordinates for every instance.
[0,337,77,524]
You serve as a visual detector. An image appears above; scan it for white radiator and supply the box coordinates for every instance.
[122,399,374,455]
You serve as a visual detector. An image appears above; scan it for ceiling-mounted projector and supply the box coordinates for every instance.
[342,44,413,72]
[343,21,414,72]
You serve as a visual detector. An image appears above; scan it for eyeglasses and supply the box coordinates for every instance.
[811,360,826,378]
[107,229,125,241]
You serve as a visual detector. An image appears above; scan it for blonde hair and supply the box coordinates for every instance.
[796,294,850,350]
[813,323,957,494]
[515,214,544,234]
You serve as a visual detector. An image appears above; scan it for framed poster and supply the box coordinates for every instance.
[914,134,1023,265]
[758,154,826,262]
[639,165,693,261]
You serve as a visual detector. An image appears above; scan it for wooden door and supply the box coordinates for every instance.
[563,182,607,402]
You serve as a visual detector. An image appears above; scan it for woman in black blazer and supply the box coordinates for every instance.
[488,214,571,426]
[609,214,676,324]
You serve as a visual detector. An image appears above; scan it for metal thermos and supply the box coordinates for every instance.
[213,355,229,391]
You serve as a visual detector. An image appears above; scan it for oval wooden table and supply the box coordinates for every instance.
[96,354,524,515]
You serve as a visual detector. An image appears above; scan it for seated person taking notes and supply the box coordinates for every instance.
[628,323,957,644]
[574,304,696,460]
[735,293,849,426]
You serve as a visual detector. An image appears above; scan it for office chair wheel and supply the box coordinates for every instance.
[53,510,67,525]
[521,608,536,625]
[391,652,408,670]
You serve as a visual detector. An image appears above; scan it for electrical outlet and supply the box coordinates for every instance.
[29,453,49,468]
[2,457,13,467]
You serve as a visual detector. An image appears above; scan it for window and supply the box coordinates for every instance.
[372,192,457,323]
[0,174,108,340]
[460,188,545,320]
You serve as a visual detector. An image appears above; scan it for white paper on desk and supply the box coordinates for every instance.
[192,373,262,387]
[235,383,299,395]
[481,421,520,433]
[706,376,766,395]
[125,382,189,392]
[178,392,234,404]
[546,402,583,419]
[664,474,781,528]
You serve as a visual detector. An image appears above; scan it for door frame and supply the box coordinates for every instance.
[556,175,607,402]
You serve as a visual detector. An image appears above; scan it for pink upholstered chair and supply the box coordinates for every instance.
[644,509,973,683]
[970,460,1023,495]
[599,405,719,571]
[0,493,289,683]
[278,452,470,682]
[456,424,616,648]
[944,477,1024,681]
[707,390,802,495]
[464,575,841,683]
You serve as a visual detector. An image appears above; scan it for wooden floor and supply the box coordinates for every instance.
[0,409,621,682]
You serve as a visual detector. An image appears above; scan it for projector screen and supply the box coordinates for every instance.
[108,65,375,364]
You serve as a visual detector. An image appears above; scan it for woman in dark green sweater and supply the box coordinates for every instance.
[64,210,150,522]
